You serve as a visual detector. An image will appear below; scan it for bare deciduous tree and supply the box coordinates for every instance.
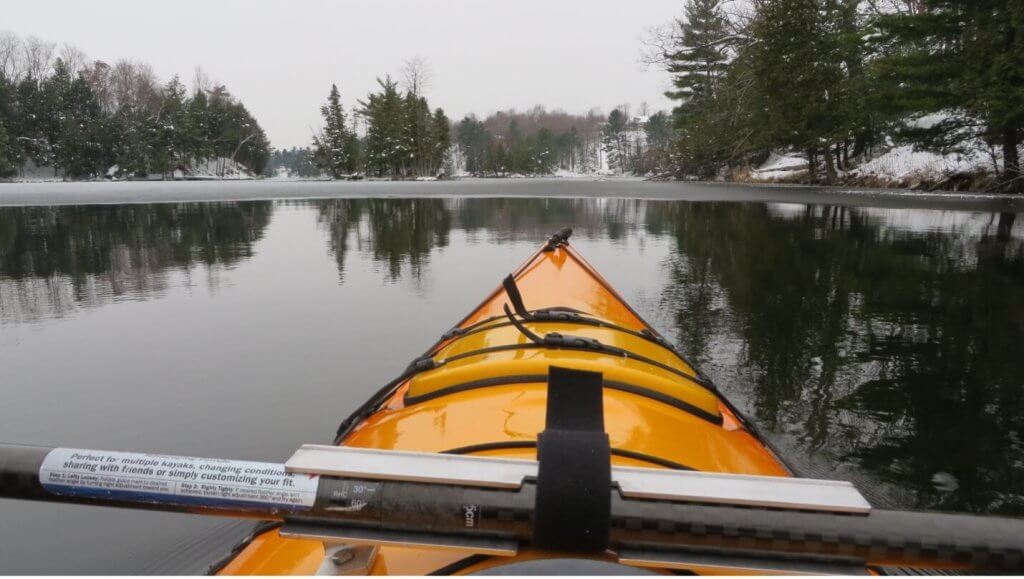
[401,57,432,95]
[192,66,211,96]
[0,32,23,80]
[640,20,681,70]
[22,36,55,81]
[59,44,88,76]
[111,59,160,112]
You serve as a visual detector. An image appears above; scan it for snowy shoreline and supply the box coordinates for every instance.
[742,115,1021,195]
[1,178,1021,213]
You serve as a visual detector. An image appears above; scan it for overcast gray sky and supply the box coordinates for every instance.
[3,0,682,148]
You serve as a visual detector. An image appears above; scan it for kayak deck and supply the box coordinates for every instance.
[218,235,792,575]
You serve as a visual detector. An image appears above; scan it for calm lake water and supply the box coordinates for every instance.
[1,187,1023,572]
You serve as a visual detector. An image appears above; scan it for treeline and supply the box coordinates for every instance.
[309,79,677,179]
[265,147,320,178]
[313,77,451,179]
[456,107,602,176]
[602,108,673,175]
[657,0,1024,191]
[454,106,673,177]
[0,32,269,179]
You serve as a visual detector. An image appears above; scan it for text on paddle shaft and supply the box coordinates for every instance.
[40,448,321,510]
[61,452,300,486]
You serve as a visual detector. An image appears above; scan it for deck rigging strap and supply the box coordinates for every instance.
[334,354,438,442]
[499,304,714,392]
[402,374,722,425]
[496,273,708,379]
[502,275,531,319]
[533,366,611,553]
[440,310,683,356]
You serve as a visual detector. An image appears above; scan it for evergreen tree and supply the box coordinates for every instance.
[14,74,53,169]
[0,117,19,177]
[643,111,673,174]
[38,59,105,178]
[506,119,529,174]
[487,137,509,174]
[430,108,451,176]
[875,0,1024,191]
[456,116,490,175]
[313,84,356,178]
[0,74,22,177]
[663,0,738,177]
[61,70,105,177]
[343,111,361,174]
[186,88,213,162]
[222,101,270,175]
[112,97,160,176]
[665,0,731,123]
[747,0,852,182]
[160,76,192,170]
[403,93,431,176]
[360,77,406,177]
[207,86,233,160]
[558,127,580,172]
[602,109,629,173]
[532,128,557,174]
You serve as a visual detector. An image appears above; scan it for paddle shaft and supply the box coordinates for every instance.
[1,444,1022,571]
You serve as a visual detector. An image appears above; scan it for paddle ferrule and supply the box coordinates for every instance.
[0,443,52,502]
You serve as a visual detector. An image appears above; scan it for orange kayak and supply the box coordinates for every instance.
[217,229,794,575]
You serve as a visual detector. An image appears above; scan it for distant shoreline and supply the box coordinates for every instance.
[0,178,1021,213]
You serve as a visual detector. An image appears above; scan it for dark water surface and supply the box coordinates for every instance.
[1,193,1023,572]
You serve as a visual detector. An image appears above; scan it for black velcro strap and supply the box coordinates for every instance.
[533,366,611,553]
[502,275,531,318]
[544,366,605,431]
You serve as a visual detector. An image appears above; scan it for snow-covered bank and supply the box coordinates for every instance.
[847,145,994,187]
[4,157,258,183]
[746,130,1016,192]
[751,153,808,181]
[183,158,256,180]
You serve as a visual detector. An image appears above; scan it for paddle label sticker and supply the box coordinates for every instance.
[39,448,319,511]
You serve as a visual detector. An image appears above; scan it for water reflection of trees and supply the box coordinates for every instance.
[8,196,1020,514]
[451,198,645,242]
[313,198,650,281]
[315,199,451,282]
[654,202,1024,514]
[0,202,272,322]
